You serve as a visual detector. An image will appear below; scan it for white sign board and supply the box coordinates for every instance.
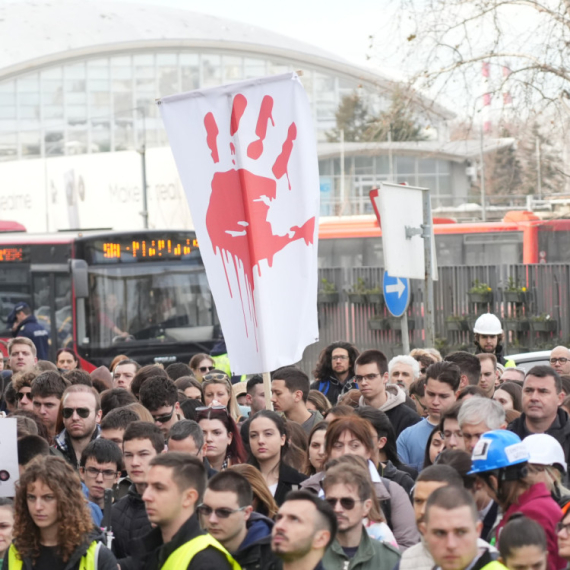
[0,418,19,497]
[372,183,438,281]
[159,73,320,374]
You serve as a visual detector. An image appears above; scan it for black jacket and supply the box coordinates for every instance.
[111,484,152,562]
[384,402,421,438]
[310,375,357,404]
[379,460,415,496]
[13,314,49,360]
[274,462,309,506]
[131,512,233,570]
[475,342,508,366]
[4,529,117,570]
[508,407,570,473]
[233,514,276,570]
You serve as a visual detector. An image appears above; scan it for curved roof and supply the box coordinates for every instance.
[0,1,454,119]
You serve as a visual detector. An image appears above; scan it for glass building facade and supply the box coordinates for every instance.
[0,50,392,161]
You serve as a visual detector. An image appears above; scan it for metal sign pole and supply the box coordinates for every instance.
[422,189,435,347]
[401,314,410,354]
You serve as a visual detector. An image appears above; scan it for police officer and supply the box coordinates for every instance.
[8,302,49,360]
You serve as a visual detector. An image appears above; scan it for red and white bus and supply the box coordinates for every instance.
[318,212,570,268]
[0,230,218,370]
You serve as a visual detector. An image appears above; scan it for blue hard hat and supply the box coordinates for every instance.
[7,302,29,326]
[468,430,529,475]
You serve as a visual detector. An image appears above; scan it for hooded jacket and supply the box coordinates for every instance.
[301,468,420,549]
[507,407,570,472]
[232,513,276,570]
[4,529,117,570]
[359,385,421,437]
[12,314,49,360]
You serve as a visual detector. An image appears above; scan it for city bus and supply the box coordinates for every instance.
[0,230,218,370]
[318,212,570,268]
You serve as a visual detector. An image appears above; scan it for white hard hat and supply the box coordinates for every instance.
[473,313,503,335]
[524,433,567,473]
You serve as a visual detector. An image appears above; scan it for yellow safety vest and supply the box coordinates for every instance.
[212,354,232,377]
[8,541,99,570]
[480,561,509,570]
[161,534,241,570]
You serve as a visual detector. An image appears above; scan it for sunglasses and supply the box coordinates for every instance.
[203,372,229,383]
[62,407,91,419]
[325,497,364,510]
[197,504,247,518]
[17,391,32,401]
[199,366,216,373]
[152,407,175,424]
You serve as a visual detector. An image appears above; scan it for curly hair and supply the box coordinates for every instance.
[313,341,359,382]
[13,456,93,562]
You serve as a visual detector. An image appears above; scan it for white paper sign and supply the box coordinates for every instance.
[0,418,19,497]
[159,73,320,374]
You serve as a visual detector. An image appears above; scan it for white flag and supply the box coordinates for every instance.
[159,73,320,374]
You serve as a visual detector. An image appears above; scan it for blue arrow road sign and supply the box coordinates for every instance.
[383,271,410,318]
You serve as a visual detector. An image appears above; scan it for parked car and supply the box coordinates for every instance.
[506,350,551,371]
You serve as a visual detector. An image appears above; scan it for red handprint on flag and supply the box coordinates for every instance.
[203,94,316,342]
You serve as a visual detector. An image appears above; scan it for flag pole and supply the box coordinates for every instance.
[263,372,273,410]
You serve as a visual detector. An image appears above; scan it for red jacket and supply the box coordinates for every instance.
[496,482,564,570]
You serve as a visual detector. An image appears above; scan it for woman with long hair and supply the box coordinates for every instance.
[229,464,279,519]
[247,410,307,506]
[56,348,80,371]
[174,376,203,401]
[304,421,327,476]
[197,406,247,471]
[493,381,523,412]
[189,353,215,382]
[423,426,445,468]
[7,455,116,570]
[201,371,241,421]
[470,430,565,570]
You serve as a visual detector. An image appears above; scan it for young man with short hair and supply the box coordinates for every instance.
[421,486,502,570]
[139,376,182,437]
[8,336,37,375]
[356,349,420,437]
[321,462,401,570]
[271,490,337,570]
[167,419,205,456]
[477,354,498,398]
[272,366,322,434]
[245,375,267,416]
[100,407,140,445]
[397,361,460,471]
[507,365,570,465]
[111,421,165,563]
[439,403,465,452]
[31,370,70,439]
[80,438,122,510]
[444,351,481,390]
[55,384,102,467]
[200,470,276,569]
[137,452,237,570]
[113,359,140,391]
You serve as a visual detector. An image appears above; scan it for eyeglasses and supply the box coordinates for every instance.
[332,355,349,361]
[17,391,32,401]
[354,373,381,383]
[442,430,463,439]
[197,504,247,518]
[83,467,118,480]
[550,358,569,364]
[557,521,570,534]
[325,497,363,510]
[151,407,175,424]
[199,366,216,373]
[203,372,229,383]
[62,407,91,419]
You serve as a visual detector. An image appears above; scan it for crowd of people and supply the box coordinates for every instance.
[2,311,570,570]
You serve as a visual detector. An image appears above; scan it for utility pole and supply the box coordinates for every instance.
[480,128,486,221]
[536,137,542,200]
[137,107,149,229]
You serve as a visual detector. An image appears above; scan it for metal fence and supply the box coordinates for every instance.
[295,264,570,375]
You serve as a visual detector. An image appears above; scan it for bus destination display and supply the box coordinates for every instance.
[82,235,200,264]
[0,246,29,263]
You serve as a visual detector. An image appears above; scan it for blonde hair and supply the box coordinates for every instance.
[8,337,36,357]
[202,375,241,421]
[126,402,155,423]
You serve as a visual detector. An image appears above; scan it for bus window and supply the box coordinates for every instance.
[435,235,463,266]
[0,267,30,336]
[85,264,214,348]
[318,238,382,268]
[463,232,523,265]
[538,230,570,263]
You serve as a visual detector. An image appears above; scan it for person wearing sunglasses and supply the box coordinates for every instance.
[200,470,277,570]
[557,508,570,563]
[202,372,242,421]
[197,407,247,471]
[139,377,182,437]
[136,452,237,570]
[54,384,102,469]
[321,460,401,569]
[79,438,122,512]
[11,371,35,412]
[190,353,216,382]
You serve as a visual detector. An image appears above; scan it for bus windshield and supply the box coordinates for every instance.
[85,263,215,349]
